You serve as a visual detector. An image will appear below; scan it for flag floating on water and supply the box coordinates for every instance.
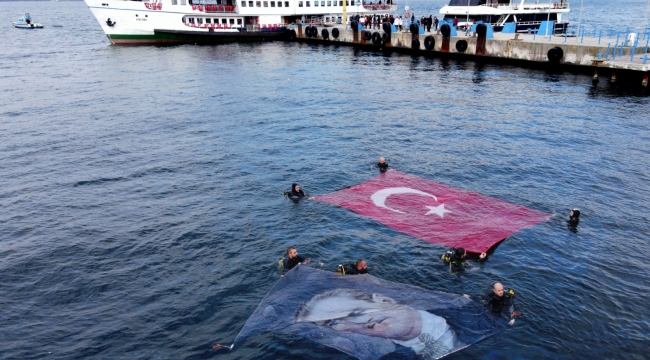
[314,170,549,253]
[234,266,509,359]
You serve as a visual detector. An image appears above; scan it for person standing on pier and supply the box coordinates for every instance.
[433,16,439,31]
[453,16,459,27]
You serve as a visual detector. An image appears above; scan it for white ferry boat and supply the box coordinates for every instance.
[84,0,397,44]
[440,0,570,33]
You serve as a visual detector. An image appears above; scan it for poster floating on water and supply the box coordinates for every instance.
[314,170,549,253]
[234,267,509,359]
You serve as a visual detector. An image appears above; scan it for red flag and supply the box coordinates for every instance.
[314,170,549,253]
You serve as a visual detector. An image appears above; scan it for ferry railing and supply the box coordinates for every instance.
[362,4,396,11]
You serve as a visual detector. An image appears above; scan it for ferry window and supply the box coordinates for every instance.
[256,1,261,6]
[321,1,324,5]
[271,1,275,6]
[206,18,211,23]
[314,0,318,5]
[326,0,331,5]
[198,18,203,23]
[264,1,268,6]
[222,19,227,23]
[230,18,235,24]
[237,19,242,24]
[181,0,186,4]
[248,1,253,6]
[241,1,246,5]
[350,0,353,4]
[306,1,310,6]
[285,1,289,6]
[171,0,177,4]
[298,0,303,6]
[339,1,342,5]
[278,1,282,6]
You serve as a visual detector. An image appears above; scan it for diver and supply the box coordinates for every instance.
[441,247,486,272]
[280,246,310,276]
[284,183,306,202]
[484,282,521,325]
[568,209,580,225]
[337,259,368,275]
[377,157,389,173]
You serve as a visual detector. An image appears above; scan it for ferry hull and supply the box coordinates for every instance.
[108,30,288,45]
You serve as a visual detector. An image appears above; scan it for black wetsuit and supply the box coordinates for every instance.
[343,263,368,275]
[485,292,515,314]
[377,162,389,173]
[449,255,466,272]
[283,255,305,273]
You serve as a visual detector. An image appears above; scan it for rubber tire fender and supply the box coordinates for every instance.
[304,26,312,37]
[547,46,564,62]
[410,23,419,35]
[424,35,435,50]
[382,22,392,34]
[332,27,340,38]
[382,32,389,42]
[411,38,420,49]
[456,39,468,52]
[364,31,372,40]
[321,28,329,40]
[476,23,487,37]
[351,20,358,31]
[372,31,382,45]
[440,23,451,37]
[289,29,297,40]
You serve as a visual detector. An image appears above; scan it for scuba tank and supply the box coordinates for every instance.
[440,250,453,263]
[337,264,345,275]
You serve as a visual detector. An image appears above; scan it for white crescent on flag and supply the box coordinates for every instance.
[370,187,451,218]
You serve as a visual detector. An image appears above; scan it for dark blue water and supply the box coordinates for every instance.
[1,1,650,359]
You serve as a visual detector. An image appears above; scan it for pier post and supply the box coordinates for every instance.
[441,24,451,52]
[606,43,611,59]
[476,23,487,55]
[580,26,584,43]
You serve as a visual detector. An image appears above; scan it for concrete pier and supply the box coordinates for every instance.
[293,24,650,87]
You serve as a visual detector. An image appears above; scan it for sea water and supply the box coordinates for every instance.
[1,1,649,359]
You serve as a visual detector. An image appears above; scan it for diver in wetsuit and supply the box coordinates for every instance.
[281,246,310,275]
[449,247,468,272]
[568,209,580,225]
[339,259,368,275]
[377,157,389,173]
[484,282,521,325]
[290,183,305,200]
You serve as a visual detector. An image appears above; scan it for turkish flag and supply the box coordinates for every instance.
[314,170,549,253]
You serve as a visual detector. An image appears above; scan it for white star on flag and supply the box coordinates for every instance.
[425,204,451,218]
